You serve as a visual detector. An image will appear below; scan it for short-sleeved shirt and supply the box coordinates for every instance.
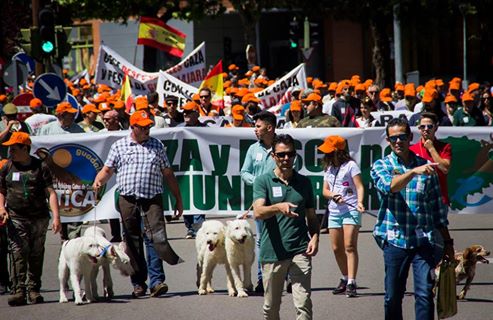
[105,136,170,199]
[253,170,314,263]
[324,160,361,215]
[410,139,452,205]
[0,157,53,218]
[240,140,276,186]
[453,107,486,126]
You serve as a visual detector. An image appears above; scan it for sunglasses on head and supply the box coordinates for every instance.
[388,134,409,143]
[418,124,434,130]
[274,151,297,159]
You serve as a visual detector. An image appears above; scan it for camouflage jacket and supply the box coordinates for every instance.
[297,114,341,128]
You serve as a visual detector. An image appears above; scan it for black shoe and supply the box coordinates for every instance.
[150,282,168,297]
[8,291,27,306]
[346,283,357,297]
[332,279,347,295]
[286,279,292,294]
[131,284,147,298]
[185,230,195,239]
[254,281,264,294]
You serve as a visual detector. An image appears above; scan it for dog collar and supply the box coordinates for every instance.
[99,244,112,257]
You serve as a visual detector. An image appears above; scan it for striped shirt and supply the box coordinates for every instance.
[370,151,448,249]
[105,136,170,199]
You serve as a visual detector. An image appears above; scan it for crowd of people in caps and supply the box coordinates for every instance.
[0,62,490,313]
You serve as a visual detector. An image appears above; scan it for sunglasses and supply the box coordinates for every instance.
[368,91,378,94]
[418,124,434,130]
[388,134,409,143]
[183,110,197,115]
[200,95,211,99]
[274,151,297,159]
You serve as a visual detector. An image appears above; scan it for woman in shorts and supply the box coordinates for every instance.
[319,135,365,298]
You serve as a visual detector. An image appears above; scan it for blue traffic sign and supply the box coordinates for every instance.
[66,93,81,118]
[33,73,67,107]
[13,52,35,74]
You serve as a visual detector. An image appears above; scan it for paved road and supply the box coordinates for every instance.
[1,214,492,320]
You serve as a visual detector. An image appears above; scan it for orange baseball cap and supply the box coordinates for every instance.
[135,99,149,111]
[468,82,480,93]
[2,132,31,146]
[241,94,260,104]
[182,101,199,112]
[99,103,112,112]
[56,101,77,114]
[302,93,322,103]
[290,100,302,112]
[29,98,43,109]
[404,84,416,97]
[113,101,125,109]
[328,82,338,91]
[379,88,392,102]
[395,83,405,92]
[251,66,260,72]
[82,104,101,114]
[462,92,474,102]
[130,110,154,126]
[228,64,239,71]
[449,81,460,91]
[318,135,346,154]
[231,105,245,120]
[444,94,458,104]
[0,95,7,103]
[421,91,434,103]
[355,84,366,92]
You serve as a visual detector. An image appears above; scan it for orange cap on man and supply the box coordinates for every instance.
[130,110,154,127]
[2,132,31,146]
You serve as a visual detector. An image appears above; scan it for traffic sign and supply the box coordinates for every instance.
[13,52,35,74]
[3,61,28,87]
[66,93,81,118]
[12,93,34,122]
[33,73,67,107]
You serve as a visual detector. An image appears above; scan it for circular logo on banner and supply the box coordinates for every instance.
[39,144,105,217]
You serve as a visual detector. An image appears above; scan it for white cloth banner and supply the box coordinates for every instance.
[254,63,307,110]
[164,42,206,88]
[95,44,159,95]
[29,127,493,222]
[156,71,199,107]
[95,43,207,96]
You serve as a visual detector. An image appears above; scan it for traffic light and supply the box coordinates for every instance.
[20,27,42,61]
[38,6,56,56]
[289,17,299,49]
[55,26,72,60]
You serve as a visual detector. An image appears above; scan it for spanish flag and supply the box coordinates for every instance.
[120,73,133,113]
[199,60,224,109]
[137,17,186,58]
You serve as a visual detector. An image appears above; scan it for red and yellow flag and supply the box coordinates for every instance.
[199,60,224,109]
[137,17,186,58]
[120,73,133,113]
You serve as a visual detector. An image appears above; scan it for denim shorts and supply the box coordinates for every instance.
[328,210,361,228]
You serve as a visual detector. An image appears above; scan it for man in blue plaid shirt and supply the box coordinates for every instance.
[93,110,183,298]
[370,118,455,320]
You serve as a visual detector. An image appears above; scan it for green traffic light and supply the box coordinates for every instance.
[290,41,298,48]
[41,40,54,53]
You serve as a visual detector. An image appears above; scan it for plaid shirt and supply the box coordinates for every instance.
[370,151,448,249]
[105,136,170,199]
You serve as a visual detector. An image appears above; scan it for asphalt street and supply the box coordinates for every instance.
[0,213,492,320]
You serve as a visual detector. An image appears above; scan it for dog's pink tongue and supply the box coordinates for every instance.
[208,243,215,251]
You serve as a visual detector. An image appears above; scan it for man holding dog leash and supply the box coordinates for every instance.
[371,118,455,320]
[93,110,184,298]
[0,132,61,306]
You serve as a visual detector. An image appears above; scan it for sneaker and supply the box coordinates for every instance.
[286,279,292,294]
[131,284,147,298]
[254,281,264,294]
[150,282,168,297]
[332,279,347,295]
[28,291,44,304]
[346,283,357,298]
[185,231,195,239]
[8,291,27,306]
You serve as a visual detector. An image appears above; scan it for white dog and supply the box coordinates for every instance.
[225,219,255,297]
[58,236,102,305]
[82,226,134,301]
[195,220,236,296]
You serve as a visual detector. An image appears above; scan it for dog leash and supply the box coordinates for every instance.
[237,204,253,219]
[332,198,378,218]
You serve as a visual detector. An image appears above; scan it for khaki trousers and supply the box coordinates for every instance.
[262,253,312,320]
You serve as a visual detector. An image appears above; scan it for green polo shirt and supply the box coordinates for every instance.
[253,170,315,263]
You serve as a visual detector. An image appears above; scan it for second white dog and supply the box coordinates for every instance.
[225,219,255,297]
[82,226,134,301]
[195,220,236,296]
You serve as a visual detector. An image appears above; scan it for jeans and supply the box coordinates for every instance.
[143,233,165,289]
[184,214,205,235]
[383,243,435,320]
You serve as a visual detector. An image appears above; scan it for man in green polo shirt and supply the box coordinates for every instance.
[253,133,320,320]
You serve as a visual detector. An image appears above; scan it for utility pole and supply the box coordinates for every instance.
[32,0,44,76]
[393,4,403,84]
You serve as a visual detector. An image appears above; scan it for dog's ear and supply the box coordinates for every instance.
[463,247,474,260]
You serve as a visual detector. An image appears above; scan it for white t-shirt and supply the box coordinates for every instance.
[324,160,361,215]
[24,114,57,136]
